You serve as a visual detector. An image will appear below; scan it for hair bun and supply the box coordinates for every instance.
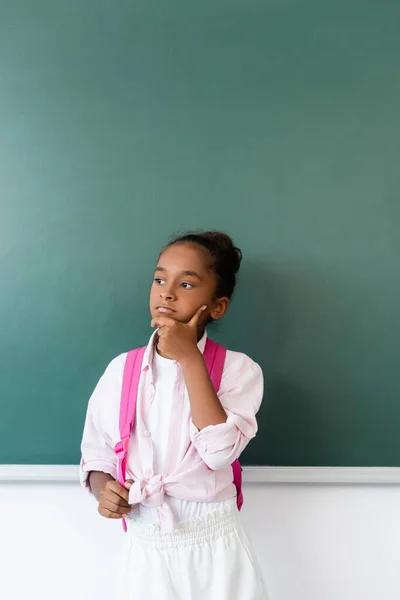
[202,232,242,274]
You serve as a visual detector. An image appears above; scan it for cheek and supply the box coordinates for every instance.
[176,291,202,312]
[150,283,158,299]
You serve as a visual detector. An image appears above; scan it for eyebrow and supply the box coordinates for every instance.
[155,267,202,280]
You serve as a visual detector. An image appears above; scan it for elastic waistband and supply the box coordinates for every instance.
[126,503,240,550]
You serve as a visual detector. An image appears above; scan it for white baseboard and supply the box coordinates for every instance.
[243,466,400,484]
[1,465,400,484]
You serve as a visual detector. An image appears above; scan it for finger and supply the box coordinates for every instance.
[151,316,175,328]
[100,498,131,515]
[156,326,169,337]
[101,488,131,509]
[188,305,207,328]
[106,480,130,504]
[98,506,125,519]
[99,490,130,510]
[124,479,134,490]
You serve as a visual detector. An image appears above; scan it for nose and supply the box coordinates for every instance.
[161,292,173,301]
[160,287,176,301]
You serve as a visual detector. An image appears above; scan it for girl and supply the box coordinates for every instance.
[80,231,268,599]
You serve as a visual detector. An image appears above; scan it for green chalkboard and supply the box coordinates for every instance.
[1,0,399,466]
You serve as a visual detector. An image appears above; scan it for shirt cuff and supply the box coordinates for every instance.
[79,458,117,491]
[190,413,255,454]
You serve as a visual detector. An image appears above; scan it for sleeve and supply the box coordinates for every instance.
[80,357,124,491]
[189,355,264,471]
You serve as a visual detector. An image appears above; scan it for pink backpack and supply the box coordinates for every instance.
[114,338,243,532]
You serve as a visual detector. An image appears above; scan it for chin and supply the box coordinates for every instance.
[151,309,183,322]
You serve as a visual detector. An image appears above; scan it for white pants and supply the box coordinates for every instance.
[117,504,268,599]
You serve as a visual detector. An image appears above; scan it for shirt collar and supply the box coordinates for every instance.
[141,329,208,372]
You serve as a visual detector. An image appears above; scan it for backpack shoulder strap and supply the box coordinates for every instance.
[119,347,146,442]
[115,346,146,532]
[203,338,226,391]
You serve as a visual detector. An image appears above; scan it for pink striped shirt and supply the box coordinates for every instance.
[80,331,264,530]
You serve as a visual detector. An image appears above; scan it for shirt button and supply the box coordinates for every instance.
[145,472,152,481]
[144,430,150,438]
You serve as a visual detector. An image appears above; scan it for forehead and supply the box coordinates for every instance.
[157,243,211,274]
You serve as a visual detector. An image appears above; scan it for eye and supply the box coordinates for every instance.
[181,282,194,289]
[154,278,165,285]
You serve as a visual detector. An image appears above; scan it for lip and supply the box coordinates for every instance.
[155,306,176,314]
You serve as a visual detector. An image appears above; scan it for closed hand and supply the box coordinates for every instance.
[98,479,134,519]
[151,305,206,364]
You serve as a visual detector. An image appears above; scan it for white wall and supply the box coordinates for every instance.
[1,482,400,600]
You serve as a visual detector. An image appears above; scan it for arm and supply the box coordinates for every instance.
[189,357,264,470]
[152,306,227,430]
[80,356,133,518]
[181,348,227,430]
[150,309,264,471]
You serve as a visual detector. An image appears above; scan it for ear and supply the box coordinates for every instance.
[209,297,230,321]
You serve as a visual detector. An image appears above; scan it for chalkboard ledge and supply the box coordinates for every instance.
[1,465,400,484]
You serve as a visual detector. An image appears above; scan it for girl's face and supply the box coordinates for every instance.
[150,243,229,331]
